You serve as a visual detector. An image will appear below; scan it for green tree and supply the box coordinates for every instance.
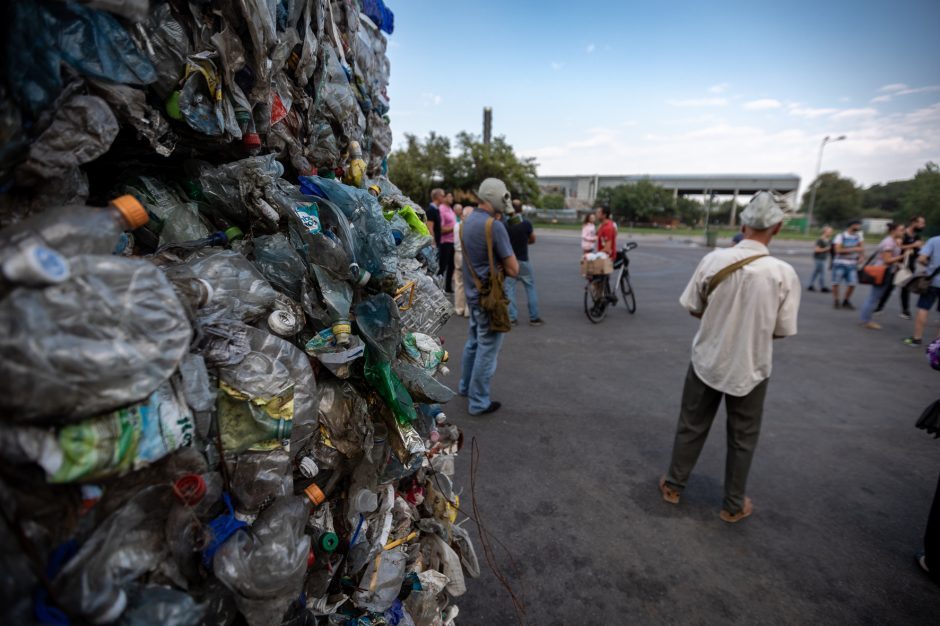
[451,132,540,203]
[541,193,565,210]
[675,196,703,226]
[386,132,454,205]
[802,172,861,226]
[596,179,675,223]
[863,179,912,216]
[901,162,940,236]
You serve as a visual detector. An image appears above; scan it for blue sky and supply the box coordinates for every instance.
[386,0,940,189]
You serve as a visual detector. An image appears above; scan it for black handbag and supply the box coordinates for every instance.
[916,399,940,438]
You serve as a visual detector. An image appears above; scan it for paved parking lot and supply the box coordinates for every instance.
[441,230,938,625]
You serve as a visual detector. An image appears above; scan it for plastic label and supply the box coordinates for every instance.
[294,203,321,235]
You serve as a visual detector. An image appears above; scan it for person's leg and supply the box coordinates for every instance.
[912,289,939,340]
[875,280,894,312]
[831,266,843,305]
[901,286,912,317]
[467,309,506,414]
[665,365,724,492]
[843,268,858,305]
[924,471,940,573]
[722,378,770,514]
[459,307,480,396]
[861,284,885,323]
[519,261,540,321]
[809,260,822,290]
[504,274,519,322]
[440,243,455,292]
[819,259,830,290]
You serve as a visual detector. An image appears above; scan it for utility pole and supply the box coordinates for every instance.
[804,134,846,233]
[483,107,492,146]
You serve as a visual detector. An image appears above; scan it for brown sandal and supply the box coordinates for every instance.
[659,476,680,504]
[719,497,753,523]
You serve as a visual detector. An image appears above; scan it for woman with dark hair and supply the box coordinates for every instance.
[581,212,597,256]
[860,222,905,330]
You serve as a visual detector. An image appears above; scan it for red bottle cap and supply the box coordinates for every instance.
[307,548,316,568]
[243,133,262,149]
[173,474,207,506]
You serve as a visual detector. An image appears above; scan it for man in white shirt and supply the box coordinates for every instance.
[659,192,801,523]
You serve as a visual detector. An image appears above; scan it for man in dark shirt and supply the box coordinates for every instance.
[808,226,832,292]
[425,188,443,247]
[504,207,544,326]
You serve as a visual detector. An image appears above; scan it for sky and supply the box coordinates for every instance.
[385,0,940,191]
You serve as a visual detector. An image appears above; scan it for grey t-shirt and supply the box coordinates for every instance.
[460,210,513,304]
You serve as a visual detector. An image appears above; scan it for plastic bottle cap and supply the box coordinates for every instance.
[243,132,262,149]
[319,532,339,553]
[2,244,70,286]
[110,195,149,229]
[195,279,214,308]
[304,483,326,506]
[299,457,319,478]
[268,310,299,336]
[165,90,183,120]
[307,549,316,568]
[224,226,244,241]
[173,474,207,506]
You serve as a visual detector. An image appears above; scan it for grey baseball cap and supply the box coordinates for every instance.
[476,178,514,214]
[740,191,785,229]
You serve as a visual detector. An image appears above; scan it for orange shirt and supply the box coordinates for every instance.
[597,220,617,258]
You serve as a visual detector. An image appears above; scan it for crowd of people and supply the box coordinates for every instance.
[806,216,940,344]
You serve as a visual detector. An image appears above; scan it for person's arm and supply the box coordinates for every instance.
[813,241,830,254]
[502,254,520,277]
[773,267,802,339]
[527,221,535,245]
[679,258,708,318]
[917,254,930,267]
[880,247,904,265]
[493,221,519,277]
[426,220,436,238]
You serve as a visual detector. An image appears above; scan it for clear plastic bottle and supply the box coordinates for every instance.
[0,195,149,258]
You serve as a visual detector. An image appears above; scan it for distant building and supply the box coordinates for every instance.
[537,173,801,226]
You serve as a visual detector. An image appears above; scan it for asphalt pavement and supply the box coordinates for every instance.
[440,229,939,625]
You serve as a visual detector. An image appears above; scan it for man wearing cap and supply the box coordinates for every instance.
[459,178,519,415]
[659,192,801,523]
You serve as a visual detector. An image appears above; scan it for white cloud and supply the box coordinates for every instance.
[420,92,442,106]
[879,83,908,93]
[830,107,878,120]
[870,95,893,104]
[586,43,595,53]
[743,99,782,111]
[550,61,563,71]
[708,83,729,94]
[788,104,839,118]
[666,97,728,107]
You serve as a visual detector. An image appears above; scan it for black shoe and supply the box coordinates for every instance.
[480,401,501,414]
[903,337,923,347]
[529,318,544,326]
[900,312,912,320]
[607,294,618,304]
[833,301,841,309]
[841,300,855,310]
[820,287,831,293]
[808,286,816,292]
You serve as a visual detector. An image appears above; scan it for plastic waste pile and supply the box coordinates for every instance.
[0,1,475,625]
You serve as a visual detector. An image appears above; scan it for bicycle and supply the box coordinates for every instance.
[584,242,637,323]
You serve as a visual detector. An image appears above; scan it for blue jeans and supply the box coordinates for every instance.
[832,264,858,286]
[459,305,506,414]
[504,260,540,322]
[808,258,828,289]
[860,283,888,323]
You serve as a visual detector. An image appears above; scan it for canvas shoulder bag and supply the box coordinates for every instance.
[701,254,767,311]
[893,251,912,287]
[907,265,940,295]
[460,218,512,333]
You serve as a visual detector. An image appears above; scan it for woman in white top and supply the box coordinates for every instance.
[452,204,471,317]
[860,222,906,329]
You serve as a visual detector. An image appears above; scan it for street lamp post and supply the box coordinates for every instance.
[804,134,846,233]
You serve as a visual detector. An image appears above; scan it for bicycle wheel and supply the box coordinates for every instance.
[584,278,608,323]
[620,272,636,314]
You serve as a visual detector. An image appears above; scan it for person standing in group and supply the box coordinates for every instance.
[425,188,443,247]
[581,213,597,256]
[437,192,456,293]
[903,233,940,347]
[504,206,544,326]
[459,178,519,415]
[831,219,865,310]
[453,204,470,317]
[596,205,617,258]
[860,222,906,330]
[808,226,833,292]
[659,192,801,523]
[876,216,926,319]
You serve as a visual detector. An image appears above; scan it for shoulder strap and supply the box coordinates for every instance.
[705,254,767,301]
[484,218,498,278]
[459,220,484,292]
